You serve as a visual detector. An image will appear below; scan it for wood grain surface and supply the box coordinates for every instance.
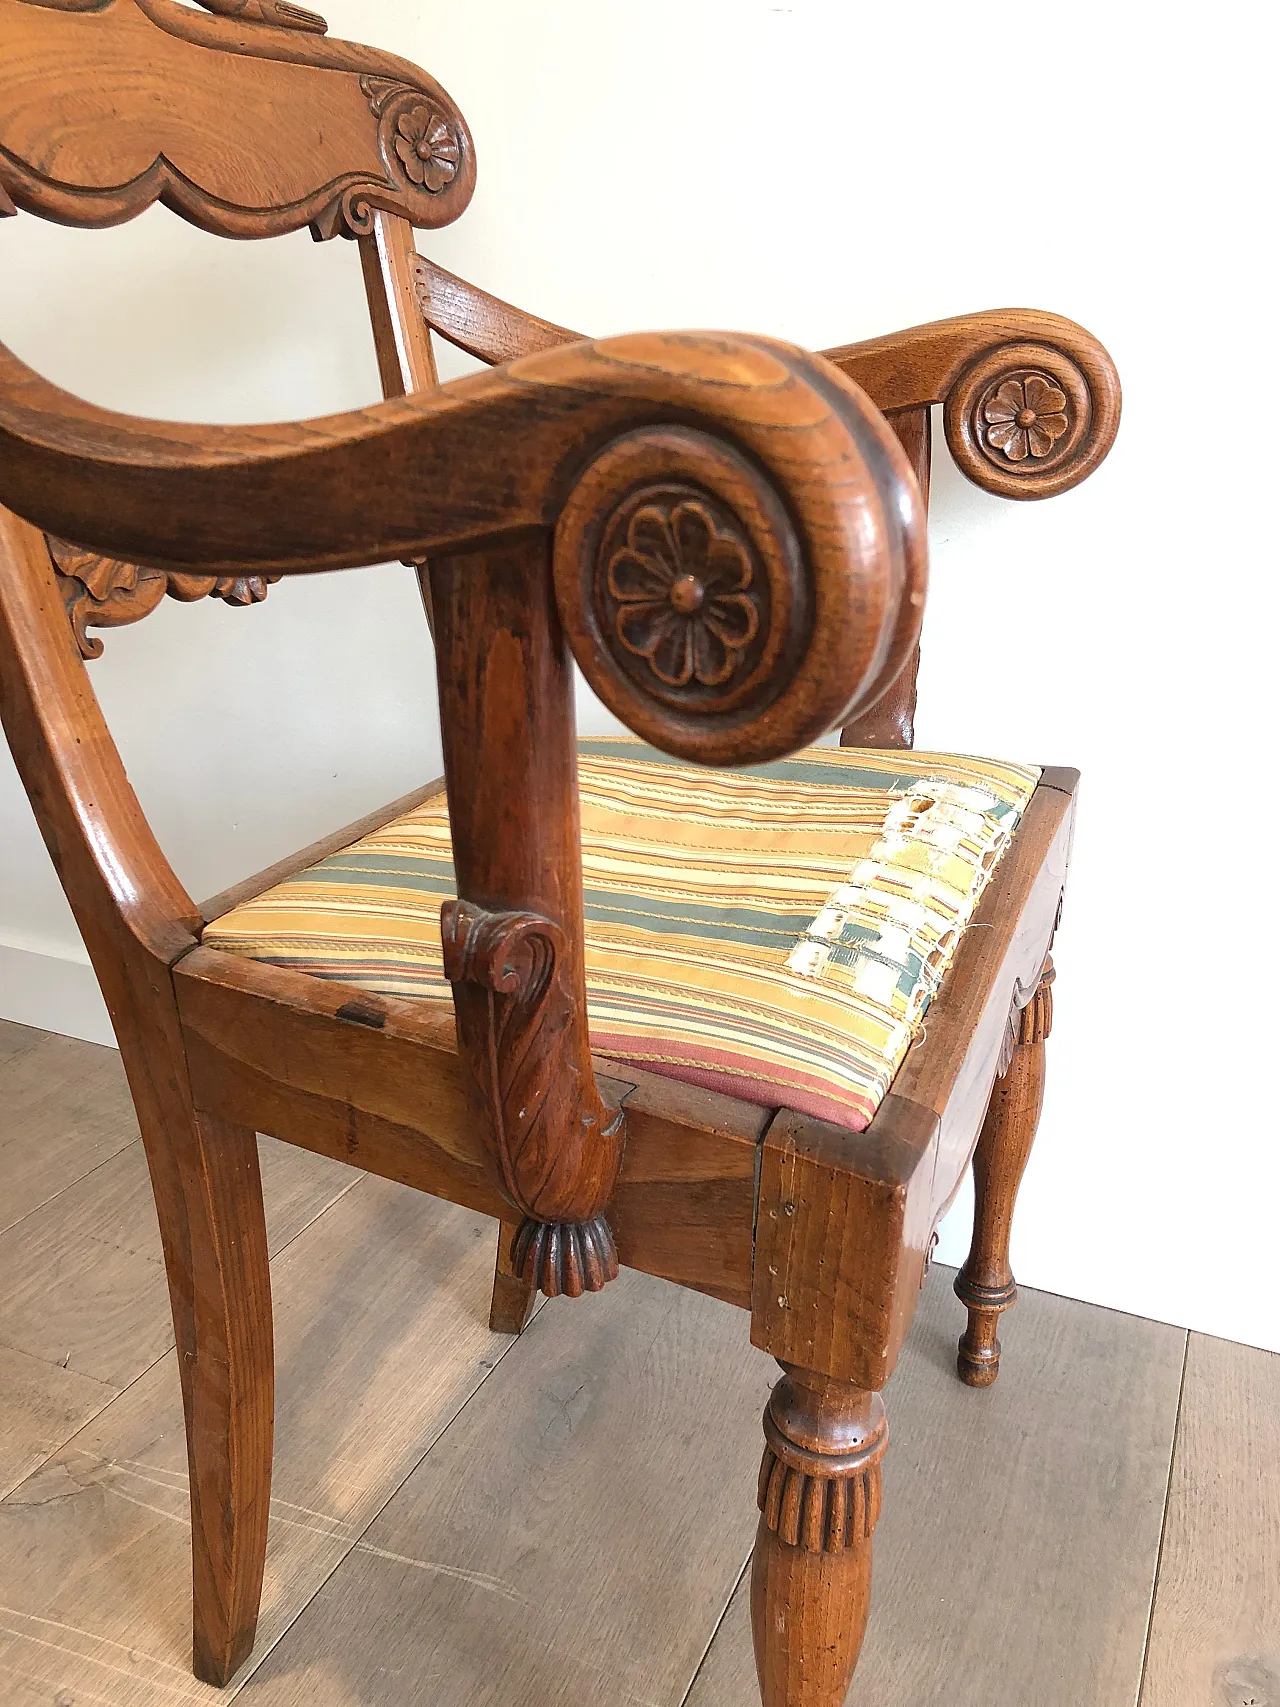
[0,1134,354,1388]
[1140,1333,1280,1707]
[0,0,476,239]
[0,1023,139,1233]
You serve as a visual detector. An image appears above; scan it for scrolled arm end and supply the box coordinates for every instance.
[550,334,927,766]
[941,325,1120,502]
[825,309,1121,504]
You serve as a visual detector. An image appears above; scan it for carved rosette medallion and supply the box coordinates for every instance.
[605,495,762,691]
[554,425,815,763]
[944,341,1109,500]
[982,374,1070,463]
[441,900,625,1297]
[757,1391,889,1554]
[339,76,470,238]
[46,537,280,660]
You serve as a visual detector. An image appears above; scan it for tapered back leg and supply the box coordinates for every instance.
[178,1112,274,1685]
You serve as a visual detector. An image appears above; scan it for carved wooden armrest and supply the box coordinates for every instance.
[0,324,927,1295]
[0,325,925,763]
[408,266,1119,503]
[823,310,1121,500]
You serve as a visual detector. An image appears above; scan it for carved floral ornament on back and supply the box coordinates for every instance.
[46,537,279,660]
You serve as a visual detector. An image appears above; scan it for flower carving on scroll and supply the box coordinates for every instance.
[393,104,461,193]
[606,500,760,689]
[982,374,1070,462]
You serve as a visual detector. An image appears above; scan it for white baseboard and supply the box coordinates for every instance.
[0,938,115,1048]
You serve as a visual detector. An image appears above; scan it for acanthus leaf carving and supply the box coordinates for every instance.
[193,0,328,34]
[46,536,280,660]
[996,951,1056,1077]
[441,898,624,1296]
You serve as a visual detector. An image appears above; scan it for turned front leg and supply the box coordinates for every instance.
[955,957,1054,1385]
[752,1366,888,1707]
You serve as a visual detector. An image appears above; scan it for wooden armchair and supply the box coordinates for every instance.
[0,4,1119,1703]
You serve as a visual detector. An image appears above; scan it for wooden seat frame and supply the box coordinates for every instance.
[0,4,1117,1702]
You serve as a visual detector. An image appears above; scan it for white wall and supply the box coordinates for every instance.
[1,1,1275,1352]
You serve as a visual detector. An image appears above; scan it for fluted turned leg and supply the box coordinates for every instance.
[488,1218,537,1333]
[751,1366,888,1707]
[955,957,1054,1387]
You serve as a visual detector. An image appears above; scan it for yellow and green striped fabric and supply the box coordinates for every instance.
[203,739,1040,1130]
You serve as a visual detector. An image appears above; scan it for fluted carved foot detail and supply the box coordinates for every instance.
[758,1415,885,1553]
[751,1369,887,1707]
[513,1214,619,1299]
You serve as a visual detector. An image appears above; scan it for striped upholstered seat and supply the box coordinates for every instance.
[203,739,1040,1131]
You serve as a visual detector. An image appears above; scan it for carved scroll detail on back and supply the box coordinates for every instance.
[47,536,279,659]
[0,0,476,240]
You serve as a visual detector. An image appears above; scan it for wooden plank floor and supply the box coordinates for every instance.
[0,1015,1274,1706]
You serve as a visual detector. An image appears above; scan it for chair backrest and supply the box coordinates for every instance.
[0,0,473,652]
[0,0,475,242]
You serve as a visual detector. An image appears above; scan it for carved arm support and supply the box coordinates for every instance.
[0,325,926,1294]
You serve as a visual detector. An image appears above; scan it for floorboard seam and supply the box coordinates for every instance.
[0,1133,142,1241]
[0,1351,158,1507]
[223,1288,548,1698]
[677,1548,752,1707]
[1134,1328,1189,1707]
[263,1165,366,1265]
[0,1164,360,1511]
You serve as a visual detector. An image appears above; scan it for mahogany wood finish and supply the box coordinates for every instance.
[0,6,1118,1701]
[840,405,930,749]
